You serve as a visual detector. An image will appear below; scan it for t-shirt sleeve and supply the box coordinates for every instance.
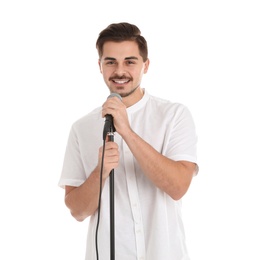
[58,125,87,188]
[167,105,198,167]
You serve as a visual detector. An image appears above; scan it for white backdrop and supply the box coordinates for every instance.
[1,1,259,259]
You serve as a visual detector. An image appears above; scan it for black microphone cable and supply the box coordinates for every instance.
[95,139,106,260]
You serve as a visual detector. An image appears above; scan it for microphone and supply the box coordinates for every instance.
[103,93,122,140]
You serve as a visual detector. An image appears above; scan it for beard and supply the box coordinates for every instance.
[119,85,140,98]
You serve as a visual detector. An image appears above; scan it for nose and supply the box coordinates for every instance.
[114,63,126,76]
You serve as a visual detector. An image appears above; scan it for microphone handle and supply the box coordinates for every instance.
[103,115,115,140]
[107,131,114,142]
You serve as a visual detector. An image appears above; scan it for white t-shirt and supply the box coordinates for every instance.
[59,90,198,260]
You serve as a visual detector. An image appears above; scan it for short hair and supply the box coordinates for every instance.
[96,22,148,62]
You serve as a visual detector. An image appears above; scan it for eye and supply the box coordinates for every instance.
[126,60,135,65]
[106,61,116,65]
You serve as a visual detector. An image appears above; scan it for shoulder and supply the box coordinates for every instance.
[147,93,190,116]
[70,107,103,134]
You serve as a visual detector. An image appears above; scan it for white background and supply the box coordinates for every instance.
[1,0,259,259]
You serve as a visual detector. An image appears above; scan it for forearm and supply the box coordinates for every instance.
[64,141,119,221]
[65,167,105,221]
[121,128,196,200]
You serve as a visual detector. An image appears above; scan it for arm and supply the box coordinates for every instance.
[64,141,119,221]
[121,128,197,200]
[102,96,197,200]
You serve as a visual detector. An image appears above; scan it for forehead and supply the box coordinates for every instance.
[102,41,140,59]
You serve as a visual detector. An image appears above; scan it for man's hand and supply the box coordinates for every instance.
[97,141,120,179]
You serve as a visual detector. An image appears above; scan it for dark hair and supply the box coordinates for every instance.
[96,22,148,62]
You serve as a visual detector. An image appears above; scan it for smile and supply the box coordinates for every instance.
[112,79,130,84]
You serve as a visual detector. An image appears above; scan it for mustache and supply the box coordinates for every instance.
[109,75,133,81]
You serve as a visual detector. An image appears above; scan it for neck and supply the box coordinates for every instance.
[122,87,144,108]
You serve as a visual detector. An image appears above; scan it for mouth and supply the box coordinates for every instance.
[111,78,131,85]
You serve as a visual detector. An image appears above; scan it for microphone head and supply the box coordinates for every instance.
[108,92,122,101]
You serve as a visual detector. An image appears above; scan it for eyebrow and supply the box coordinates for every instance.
[104,56,139,61]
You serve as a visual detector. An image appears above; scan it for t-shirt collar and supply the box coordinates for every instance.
[126,88,149,114]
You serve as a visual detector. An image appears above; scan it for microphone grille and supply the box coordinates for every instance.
[108,92,122,101]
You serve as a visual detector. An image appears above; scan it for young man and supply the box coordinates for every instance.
[59,22,198,260]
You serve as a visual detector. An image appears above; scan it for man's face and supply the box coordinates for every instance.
[98,41,149,98]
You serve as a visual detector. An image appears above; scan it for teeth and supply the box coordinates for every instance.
[114,80,128,84]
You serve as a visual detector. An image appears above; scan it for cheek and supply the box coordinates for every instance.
[102,67,115,78]
[101,71,111,82]
[101,70,108,78]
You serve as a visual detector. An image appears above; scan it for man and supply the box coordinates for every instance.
[59,22,198,260]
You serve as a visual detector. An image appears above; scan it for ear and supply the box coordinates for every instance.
[98,59,103,74]
[144,58,150,74]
